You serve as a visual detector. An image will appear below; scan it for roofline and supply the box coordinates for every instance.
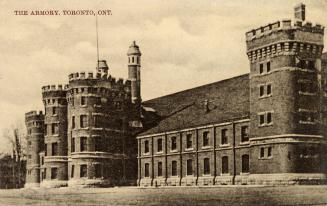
[142,73,249,103]
[137,117,250,139]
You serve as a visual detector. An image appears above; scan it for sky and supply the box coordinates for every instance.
[0,0,326,153]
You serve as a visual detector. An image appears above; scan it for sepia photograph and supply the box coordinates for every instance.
[0,0,327,205]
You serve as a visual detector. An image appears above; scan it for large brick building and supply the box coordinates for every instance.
[137,4,327,186]
[25,42,142,188]
[25,4,327,188]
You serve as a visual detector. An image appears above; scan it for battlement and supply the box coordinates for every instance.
[25,110,44,122]
[68,71,131,87]
[246,20,324,41]
[42,84,69,92]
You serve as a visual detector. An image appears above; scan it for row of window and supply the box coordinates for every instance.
[258,59,316,75]
[71,115,123,129]
[69,96,123,110]
[144,126,249,154]
[41,164,100,180]
[258,112,273,126]
[259,84,272,97]
[128,56,140,64]
[144,155,250,177]
[44,142,58,156]
[43,98,66,106]
[45,123,59,135]
[71,136,103,152]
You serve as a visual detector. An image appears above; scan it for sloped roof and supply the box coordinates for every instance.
[139,74,250,136]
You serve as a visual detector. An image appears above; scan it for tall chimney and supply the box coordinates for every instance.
[294,3,305,21]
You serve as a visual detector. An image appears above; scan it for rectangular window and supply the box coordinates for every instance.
[51,168,58,179]
[308,61,315,70]
[259,63,264,74]
[80,137,87,152]
[52,142,58,156]
[157,138,162,152]
[259,85,265,97]
[144,140,149,153]
[51,123,59,135]
[267,84,272,95]
[41,157,44,165]
[203,158,210,175]
[144,163,149,177]
[80,165,87,177]
[81,96,86,106]
[267,112,272,124]
[221,129,228,145]
[241,126,249,142]
[95,137,102,151]
[171,161,177,176]
[95,164,102,178]
[267,61,271,73]
[242,155,250,173]
[93,115,101,128]
[43,168,46,179]
[203,131,209,147]
[71,165,74,178]
[72,116,75,129]
[171,136,177,151]
[95,97,101,105]
[259,114,265,126]
[52,107,57,115]
[268,147,272,157]
[80,115,88,128]
[187,159,193,175]
[71,138,75,152]
[260,147,265,158]
[45,144,47,156]
[222,156,229,174]
[186,134,192,149]
[158,162,163,177]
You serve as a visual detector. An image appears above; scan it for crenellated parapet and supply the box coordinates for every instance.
[25,110,44,124]
[67,71,131,95]
[246,20,325,63]
[246,20,324,42]
[42,84,68,106]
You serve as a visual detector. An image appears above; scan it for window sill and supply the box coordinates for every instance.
[258,156,273,160]
[143,152,150,156]
[219,144,230,148]
[94,105,102,108]
[240,172,250,176]
[92,127,103,130]
[220,173,230,176]
[299,121,316,125]
[79,127,89,130]
[258,123,273,127]
[201,146,211,149]
[156,151,163,154]
[259,94,272,99]
[80,105,87,108]
[51,114,58,117]
[170,150,178,153]
[202,174,211,177]
[185,148,194,151]
[299,91,317,96]
[239,141,250,145]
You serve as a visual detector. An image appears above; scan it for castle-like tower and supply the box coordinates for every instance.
[41,85,68,187]
[25,42,141,188]
[128,41,142,114]
[246,3,326,181]
[25,111,44,188]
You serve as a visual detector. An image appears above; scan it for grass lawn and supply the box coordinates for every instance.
[0,185,327,206]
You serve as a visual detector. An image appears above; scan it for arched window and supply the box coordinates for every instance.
[241,154,249,173]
